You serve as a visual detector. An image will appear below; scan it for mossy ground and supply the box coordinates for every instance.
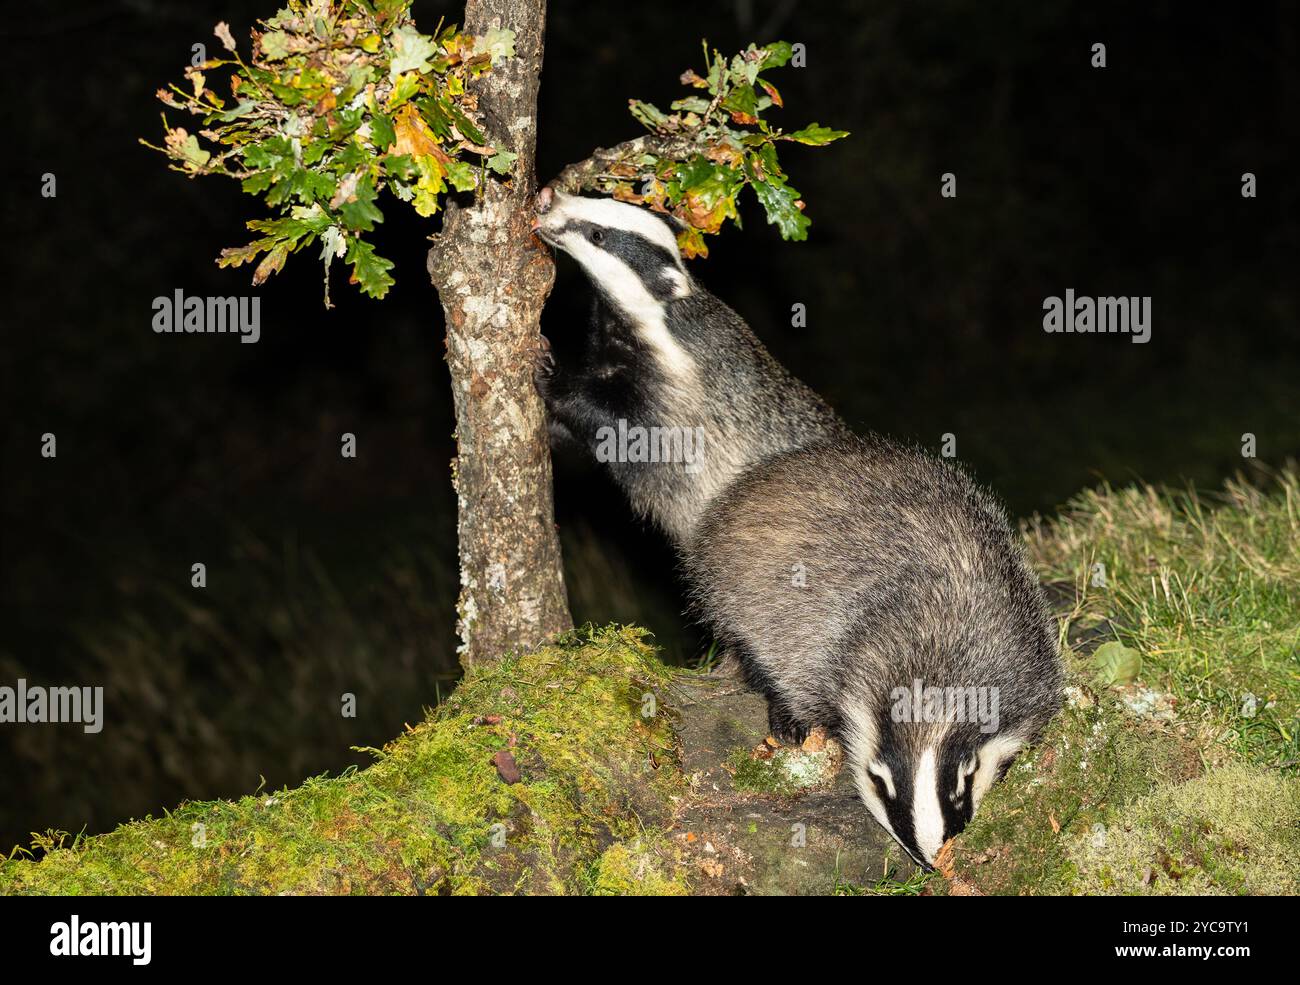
[944,468,1300,895]
[1,626,688,896]
[5,471,1297,896]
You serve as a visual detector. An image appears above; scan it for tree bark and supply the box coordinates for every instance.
[427,0,571,666]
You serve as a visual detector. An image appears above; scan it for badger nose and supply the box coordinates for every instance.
[536,185,554,214]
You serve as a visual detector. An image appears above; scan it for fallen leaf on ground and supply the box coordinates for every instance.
[801,727,828,752]
[491,750,521,784]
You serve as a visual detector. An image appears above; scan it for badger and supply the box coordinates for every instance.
[531,188,1063,868]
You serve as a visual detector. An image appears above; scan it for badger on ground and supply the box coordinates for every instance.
[530,188,1063,868]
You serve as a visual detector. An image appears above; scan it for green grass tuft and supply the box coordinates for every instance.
[1025,467,1300,769]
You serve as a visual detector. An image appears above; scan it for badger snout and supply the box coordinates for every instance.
[531,186,561,238]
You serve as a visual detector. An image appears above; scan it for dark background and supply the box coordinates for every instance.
[2,0,1296,850]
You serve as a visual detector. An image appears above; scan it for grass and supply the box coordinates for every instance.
[1025,465,1300,770]
[833,863,933,896]
[944,465,1300,894]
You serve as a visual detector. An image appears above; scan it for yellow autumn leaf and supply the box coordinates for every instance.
[411,155,447,217]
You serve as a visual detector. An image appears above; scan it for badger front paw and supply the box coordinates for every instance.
[530,335,559,401]
[766,700,812,746]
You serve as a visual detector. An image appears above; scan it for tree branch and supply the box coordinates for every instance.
[548,134,698,194]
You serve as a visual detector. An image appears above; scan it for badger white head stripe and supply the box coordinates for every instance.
[540,190,685,267]
[534,191,696,380]
[970,733,1027,806]
[912,747,946,863]
[866,760,896,799]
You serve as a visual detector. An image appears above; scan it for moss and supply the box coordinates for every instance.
[943,663,1206,895]
[589,840,689,896]
[944,658,1300,895]
[0,625,689,896]
[726,744,836,796]
[1067,764,1300,895]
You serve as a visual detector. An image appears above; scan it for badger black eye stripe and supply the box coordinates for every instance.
[555,221,685,301]
[560,221,681,269]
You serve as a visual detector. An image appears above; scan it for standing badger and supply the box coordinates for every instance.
[531,189,1062,868]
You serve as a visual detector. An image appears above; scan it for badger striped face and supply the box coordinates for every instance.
[533,190,695,377]
[847,711,1026,868]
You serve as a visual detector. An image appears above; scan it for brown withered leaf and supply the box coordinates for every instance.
[933,838,957,878]
[392,103,441,159]
[704,141,744,168]
[214,21,237,52]
[801,726,828,753]
[491,749,521,784]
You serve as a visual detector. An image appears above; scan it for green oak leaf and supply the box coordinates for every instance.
[629,100,670,130]
[260,30,291,60]
[389,25,438,79]
[337,175,384,231]
[177,134,210,167]
[670,96,711,114]
[785,123,850,145]
[370,113,396,151]
[346,238,395,299]
[387,71,422,109]
[210,99,255,122]
[443,159,478,191]
[759,41,794,70]
[752,175,809,241]
[478,27,516,60]
[485,149,517,175]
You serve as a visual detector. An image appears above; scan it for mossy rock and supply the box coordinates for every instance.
[0,626,687,896]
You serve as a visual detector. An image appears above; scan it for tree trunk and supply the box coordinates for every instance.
[426,0,571,666]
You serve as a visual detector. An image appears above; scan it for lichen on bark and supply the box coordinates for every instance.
[426,0,571,666]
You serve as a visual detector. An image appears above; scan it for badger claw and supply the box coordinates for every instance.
[530,336,558,398]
